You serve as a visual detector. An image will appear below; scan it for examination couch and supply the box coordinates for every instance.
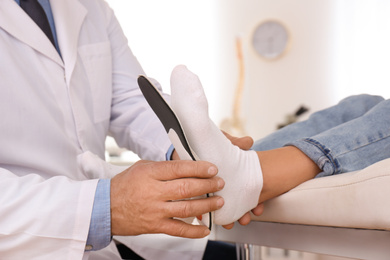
[212,158,390,260]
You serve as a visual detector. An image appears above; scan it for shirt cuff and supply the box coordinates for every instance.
[85,179,111,251]
[166,144,175,161]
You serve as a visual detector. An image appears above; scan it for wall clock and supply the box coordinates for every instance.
[252,20,289,60]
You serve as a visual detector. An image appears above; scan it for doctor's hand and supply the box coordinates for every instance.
[110,160,225,238]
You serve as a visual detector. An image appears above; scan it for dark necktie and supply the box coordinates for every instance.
[20,0,55,47]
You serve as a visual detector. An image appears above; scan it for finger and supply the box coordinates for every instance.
[160,219,211,238]
[149,160,218,181]
[222,223,235,230]
[171,150,180,160]
[252,203,265,216]
[222,131,254,150]
[239,136,254,149]
[162,176,224,200]
[233,136,254,150]
[164,196,224,219]
[238,212,251,226]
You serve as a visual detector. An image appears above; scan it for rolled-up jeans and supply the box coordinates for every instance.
[252,94,390,177]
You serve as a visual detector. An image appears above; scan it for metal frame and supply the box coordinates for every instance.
[212,221,390,260]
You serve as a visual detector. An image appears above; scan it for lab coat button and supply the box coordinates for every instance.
[85,245,93,251]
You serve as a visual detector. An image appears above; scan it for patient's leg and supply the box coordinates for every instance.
[170,65,263,225]
[256,146,320,203]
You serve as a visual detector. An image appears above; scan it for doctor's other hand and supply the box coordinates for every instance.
[170,131,254,160]
[222,131,254,151]
[110,160,225,238]
[221,203,265,230]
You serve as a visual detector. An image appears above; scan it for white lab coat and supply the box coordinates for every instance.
[0,0,207,259]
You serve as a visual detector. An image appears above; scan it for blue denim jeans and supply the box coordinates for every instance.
[252,94,390,177]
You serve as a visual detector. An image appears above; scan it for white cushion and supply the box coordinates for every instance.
[254,158,390,230]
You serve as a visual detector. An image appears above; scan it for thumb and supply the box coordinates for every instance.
[222,131,254,150]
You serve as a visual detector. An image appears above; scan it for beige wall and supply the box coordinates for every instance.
[214,0,341,139]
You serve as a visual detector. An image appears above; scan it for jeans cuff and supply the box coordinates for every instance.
[286,138,340,176]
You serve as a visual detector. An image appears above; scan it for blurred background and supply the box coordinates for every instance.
[107,0,390,140]
[104,1,390,258]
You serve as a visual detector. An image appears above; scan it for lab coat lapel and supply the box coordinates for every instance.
[0,0,63,66]
[51,0,87,86]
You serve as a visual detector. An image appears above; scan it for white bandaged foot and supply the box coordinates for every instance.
[170,65,263,225]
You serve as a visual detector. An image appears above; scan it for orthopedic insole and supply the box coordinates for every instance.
[137,75,213,230]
